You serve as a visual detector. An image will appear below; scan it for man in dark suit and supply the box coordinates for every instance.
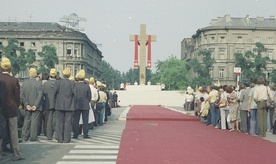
[54,67,75,143]
[42,68,57,140]
[73,70,91,139]
[21,68,43,142]
[0,58,24,161]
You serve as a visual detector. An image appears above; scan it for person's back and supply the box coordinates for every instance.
[0,58,24,161]
[75,82,91,110]
[54,78,75,111]
[22,78,43,110]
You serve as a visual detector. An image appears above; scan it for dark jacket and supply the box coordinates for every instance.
[54,78,75,111]
[22,78,43,111]
[42,78,56,110]
[75,81,91,110]
[0,73,20,118]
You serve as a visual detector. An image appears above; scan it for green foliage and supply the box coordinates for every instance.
[37,45,58,74]
[0,38,36,76]
[234,42,270,83]
[151,55,189,90]
[187,50,214,88]
[100,60,123,90]
[123,68,139,84]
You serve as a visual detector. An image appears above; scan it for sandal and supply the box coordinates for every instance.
[229,129,235,132]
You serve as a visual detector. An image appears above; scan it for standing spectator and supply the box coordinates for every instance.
[22,68,43,142]
[254,76,272,137]
[0,58,24,161]
[219,85,229,130]
[194,87,204,116]
[247,79,259,136]
[89,77,98,128]
[185,91,194,111]
[227,86,240,131]
[103,84,110,123]
[209,86,219,126]
[73,70,91,139]
[239,82,251,133]
[112,91,118,108]
[38,72,49,136]
[42,69,57,140]
[54,67,75,143]
[271,85,276,134]
[96,82,107,126]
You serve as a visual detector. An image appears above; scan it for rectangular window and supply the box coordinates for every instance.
[67,49,72,56]
[237,36,242,43]
[0,42,2,45]
[219,69,224,78]
[236,49,243,54]
[205,37,207,44]
[219,49,225,59]
[210,37,215,43]
[20,71,25,78]
[20,42,24,46]
[255,37,260,43]
[268,37,274,43]
[220,36,225,43]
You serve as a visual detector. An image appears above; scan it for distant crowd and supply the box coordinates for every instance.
[0,57,119,161]
[184,76,276,138]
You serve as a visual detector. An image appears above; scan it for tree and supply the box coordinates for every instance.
[187,50,214,88]
[37,45,59,73]
[151,55,189,90]
[124,68,139,84]
[234,42,270,83]
[0,38,35,76]
[100,60,123,90]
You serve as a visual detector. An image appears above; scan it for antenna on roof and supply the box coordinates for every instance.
[59,13,87,31]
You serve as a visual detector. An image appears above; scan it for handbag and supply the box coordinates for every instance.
[267,87,275,109]
[219,100,227,108]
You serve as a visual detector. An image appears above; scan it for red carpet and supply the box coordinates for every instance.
[117,105,276,164]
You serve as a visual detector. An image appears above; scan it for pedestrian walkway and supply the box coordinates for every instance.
[55,107,125,164]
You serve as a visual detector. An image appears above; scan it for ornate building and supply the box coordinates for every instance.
[181,14,276,85]
[0,22,102,80]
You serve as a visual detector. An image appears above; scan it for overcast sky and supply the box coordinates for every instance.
[1,0,276,72]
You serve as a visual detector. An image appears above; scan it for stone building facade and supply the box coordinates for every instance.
[0,22,102,80]
[181,14,276,85]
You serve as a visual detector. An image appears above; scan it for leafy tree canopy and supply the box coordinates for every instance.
[0,38,35,76]
[37,45,58,74]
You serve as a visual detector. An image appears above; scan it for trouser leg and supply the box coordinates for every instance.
[22,111,31,141]
[30,111,41,141]
[82,110,89,137]
[8,117,22,158]
[63,112,72,143]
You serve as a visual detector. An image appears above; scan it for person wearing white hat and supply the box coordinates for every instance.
[54,67,75,143]
[22,67,43,142]
[73,70,91,139]
[0,58,25,161]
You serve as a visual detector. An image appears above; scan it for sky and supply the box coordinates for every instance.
[1,0,276,73]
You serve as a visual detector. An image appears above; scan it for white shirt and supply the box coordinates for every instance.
[89,84,98,101]
[254,84,272,101]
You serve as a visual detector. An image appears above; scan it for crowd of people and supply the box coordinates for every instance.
[184,76,276,138]
[0,57,119,161]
